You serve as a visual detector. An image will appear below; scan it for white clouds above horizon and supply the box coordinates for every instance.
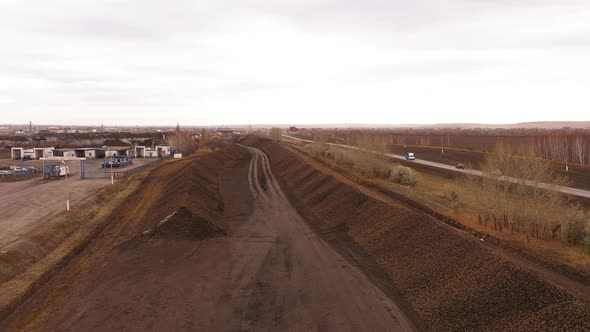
[0,0,589,126]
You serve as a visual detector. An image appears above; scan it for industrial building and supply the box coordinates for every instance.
[9,144,170,160]
[74,148,103,158]
[52,149,77,158]
[11,147,54,159]
[145,145,170,158]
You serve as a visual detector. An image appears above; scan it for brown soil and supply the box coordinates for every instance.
[248,136,590,331]
[145,206,227,240]
[0,141,414,331]
[0,173,42,183]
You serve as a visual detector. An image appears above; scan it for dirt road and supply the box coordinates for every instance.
[239,147,415,331]
[1,146,414,331]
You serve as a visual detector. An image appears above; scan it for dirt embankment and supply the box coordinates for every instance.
[247,136,590,331]
[0,145,244,330]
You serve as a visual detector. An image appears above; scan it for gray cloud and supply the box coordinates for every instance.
[0,0,589,125]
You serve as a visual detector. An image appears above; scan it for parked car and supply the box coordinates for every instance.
[24,166,39,173]
[12,166,28,173]
[0,170,12,176]
[455,164,465,169]
[404,152,415,160]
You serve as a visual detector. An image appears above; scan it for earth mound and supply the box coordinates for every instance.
[146,207,227,240]
[247,137,590,331]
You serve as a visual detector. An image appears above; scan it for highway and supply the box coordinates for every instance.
[283,135,590,199]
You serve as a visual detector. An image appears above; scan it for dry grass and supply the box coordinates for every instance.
[198,146,215,153]
[305,144,417,185]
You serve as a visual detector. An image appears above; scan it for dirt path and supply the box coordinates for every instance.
[239,147,415,331]
[0,147,414,331]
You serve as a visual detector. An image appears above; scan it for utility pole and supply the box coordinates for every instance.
[61,160,70,211]
[30,121,34,148]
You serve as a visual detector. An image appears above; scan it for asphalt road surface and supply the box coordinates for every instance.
[283,135,590,199]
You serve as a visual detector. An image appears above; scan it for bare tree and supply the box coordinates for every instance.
[573,135,586,165]
[168,124,197,155]
[270,127,282,142]
[472,142,569,241]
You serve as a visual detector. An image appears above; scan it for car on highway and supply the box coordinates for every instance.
[404,152,415,160]
[455,164,465,169]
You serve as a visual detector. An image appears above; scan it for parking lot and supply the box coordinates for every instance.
[0,157,155,180]
[0,156,160,248]
[0,174,111,248]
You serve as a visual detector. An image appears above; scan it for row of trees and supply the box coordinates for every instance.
[529,134,589,165]
[470,142,589,247]
[309,129,590,166]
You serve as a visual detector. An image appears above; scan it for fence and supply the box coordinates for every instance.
[0,173,36,182]
[80,159,164,179]
[112,159,164,178]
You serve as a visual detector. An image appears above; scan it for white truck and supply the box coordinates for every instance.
[59,165,69,177]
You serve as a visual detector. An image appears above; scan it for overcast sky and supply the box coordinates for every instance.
[1,0,589,126]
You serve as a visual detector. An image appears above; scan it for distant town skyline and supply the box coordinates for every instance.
[1,0,589,125]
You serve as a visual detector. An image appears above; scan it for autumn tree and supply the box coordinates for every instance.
[270,127,282,142]
[168,123,197,155]
[473,142,571,241]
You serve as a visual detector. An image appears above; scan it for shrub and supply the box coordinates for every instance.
[306,144,417,182]
[390,165,417,186]
[443,184,462,213]
[353,153,392,179]
[559,208,589,246]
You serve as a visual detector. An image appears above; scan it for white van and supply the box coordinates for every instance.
[59,165,69,177]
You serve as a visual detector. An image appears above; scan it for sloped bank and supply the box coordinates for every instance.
[247,137,590,331]
[0,144,246,328]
